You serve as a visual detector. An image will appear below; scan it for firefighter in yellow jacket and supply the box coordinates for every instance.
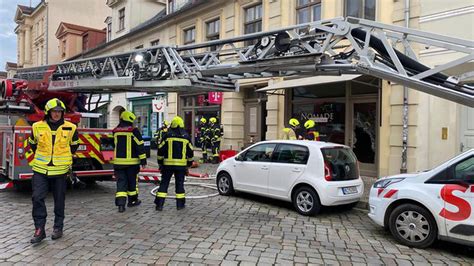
[155,116,194,211]
[281,118,304,140]
[113,110,147,213]
[304,120,320,141]
[28,98,79,244]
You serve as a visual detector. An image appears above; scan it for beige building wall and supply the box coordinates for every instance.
[84,0,471,175]
[16,0,110,68]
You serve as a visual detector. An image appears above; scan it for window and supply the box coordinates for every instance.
[118,8,125,31]
[168,0,175,13]
[150,39,160,46]
[61,39,67,58]
[244,4,262,45]
[242,143,277,162]
[345,0,376,21]
[107,22,112,42]
[296,0,321,24]
[82,34,89,51]
[206,18,220,51]
[183,27,196,45]
[454,157,474,181]
[273,144,309,164]
[321,147,359,181]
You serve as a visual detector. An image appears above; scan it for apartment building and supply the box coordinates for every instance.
[14,0,111,68]
[80,0,473,177]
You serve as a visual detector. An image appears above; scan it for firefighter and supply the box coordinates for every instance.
[28,98,79,244]
[155,116,194,211]
[113,110,147,213]
[198,117,210,163]
[304,119,320,141]
[154,120,169,146]
[281,118,304,140]
[209,117,222,164]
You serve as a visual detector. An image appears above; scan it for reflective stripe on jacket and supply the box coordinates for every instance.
[29,120,77,175]
[113,126,146,165]
[158,128,194,167]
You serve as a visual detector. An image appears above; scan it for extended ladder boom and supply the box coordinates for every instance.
[8,17,474,107]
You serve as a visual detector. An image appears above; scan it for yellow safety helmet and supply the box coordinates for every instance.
[209,117,217,124]
[289,118,300,127]
[304,120,315,129]
[200,117,207,123]
[170,116,185,128]
[120,110,136,123]
[44,98,66,114]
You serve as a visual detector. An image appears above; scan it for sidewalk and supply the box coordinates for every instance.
[147,149,374,209]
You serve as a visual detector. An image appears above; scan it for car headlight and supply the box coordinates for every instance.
[373,178,405,188]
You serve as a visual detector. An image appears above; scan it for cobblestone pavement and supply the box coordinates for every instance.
[1,169,473,265]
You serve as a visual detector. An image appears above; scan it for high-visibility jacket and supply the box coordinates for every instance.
[154,126,168,145]
[113,125,146,166]
[199,124,210,143]
[281,128,297,140]
[158,128,194,167]
[28,120,78,176]
[210,124,222,143]
[305,130,320,141]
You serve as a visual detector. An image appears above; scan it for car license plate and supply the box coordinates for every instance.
[77,145,87,151]
[342,186,358,195]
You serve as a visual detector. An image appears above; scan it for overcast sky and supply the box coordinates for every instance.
[0,0,41,71]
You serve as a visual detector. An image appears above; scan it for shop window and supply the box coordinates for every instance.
[296,0,321,24]
[244,4,262,46]
[292,101,346,144]
[344,0,376,21]
[292,82,346,100]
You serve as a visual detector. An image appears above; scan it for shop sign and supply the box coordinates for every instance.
[208,92,223,104]
[152,97,166,113]
[197,95,205,106]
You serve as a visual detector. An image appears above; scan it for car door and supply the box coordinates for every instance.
[443,156,474,242]
[233,143,277,194]
[267,144,309,198]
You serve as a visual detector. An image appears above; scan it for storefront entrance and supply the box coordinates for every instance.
[350,98,378,176]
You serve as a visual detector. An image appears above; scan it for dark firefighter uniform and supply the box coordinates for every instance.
[113,111,147,213]
[304,120,320,141]
[28,98,79,244]
[154,120,169,147]
[155,116,194,211]
[209,117,222,164]
[198,117,210,162]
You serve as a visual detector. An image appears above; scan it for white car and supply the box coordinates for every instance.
[369,149,474,248]
[216,140,364,215]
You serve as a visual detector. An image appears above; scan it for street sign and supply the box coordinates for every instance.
[152,97,166,113]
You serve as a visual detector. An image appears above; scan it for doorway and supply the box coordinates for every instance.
[460,106,474,152]
[244,100,266,148]
[350,98,378,176]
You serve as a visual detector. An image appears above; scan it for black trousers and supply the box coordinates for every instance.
[201,140,209,160]
[114,165,140,206]
[32,171,67,230]
[155,167,186,208]
[211,141,220,158]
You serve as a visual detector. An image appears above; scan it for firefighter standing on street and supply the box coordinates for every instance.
[198,117,210,163]
[209,117,222,164]
[304,120,320,141]
[28,98,79,244]
[155,116,194,211]
[154,120,169,146]
[113,110,147,213]
[281,118,304,140]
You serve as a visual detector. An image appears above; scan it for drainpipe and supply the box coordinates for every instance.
[400,0,410,174]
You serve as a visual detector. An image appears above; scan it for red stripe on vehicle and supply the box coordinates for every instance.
[384,189,398,198]
[78,135,105,163]
[0,182,14,190]
[377,188,384,197]
[19,173,33,179]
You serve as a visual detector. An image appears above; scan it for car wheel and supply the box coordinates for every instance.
[388,203,437,248]
[216,172,234,196]
[292,186,321,216]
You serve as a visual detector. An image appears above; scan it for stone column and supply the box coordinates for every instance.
[19,30,25,66]
[24,26,31,64]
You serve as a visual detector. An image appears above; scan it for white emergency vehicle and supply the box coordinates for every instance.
[368,149,474,248]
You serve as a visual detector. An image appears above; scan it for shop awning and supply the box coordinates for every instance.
[256,74,362,92]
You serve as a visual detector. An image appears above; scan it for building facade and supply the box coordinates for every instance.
[79,0,472,177]
[14,0,111,68]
